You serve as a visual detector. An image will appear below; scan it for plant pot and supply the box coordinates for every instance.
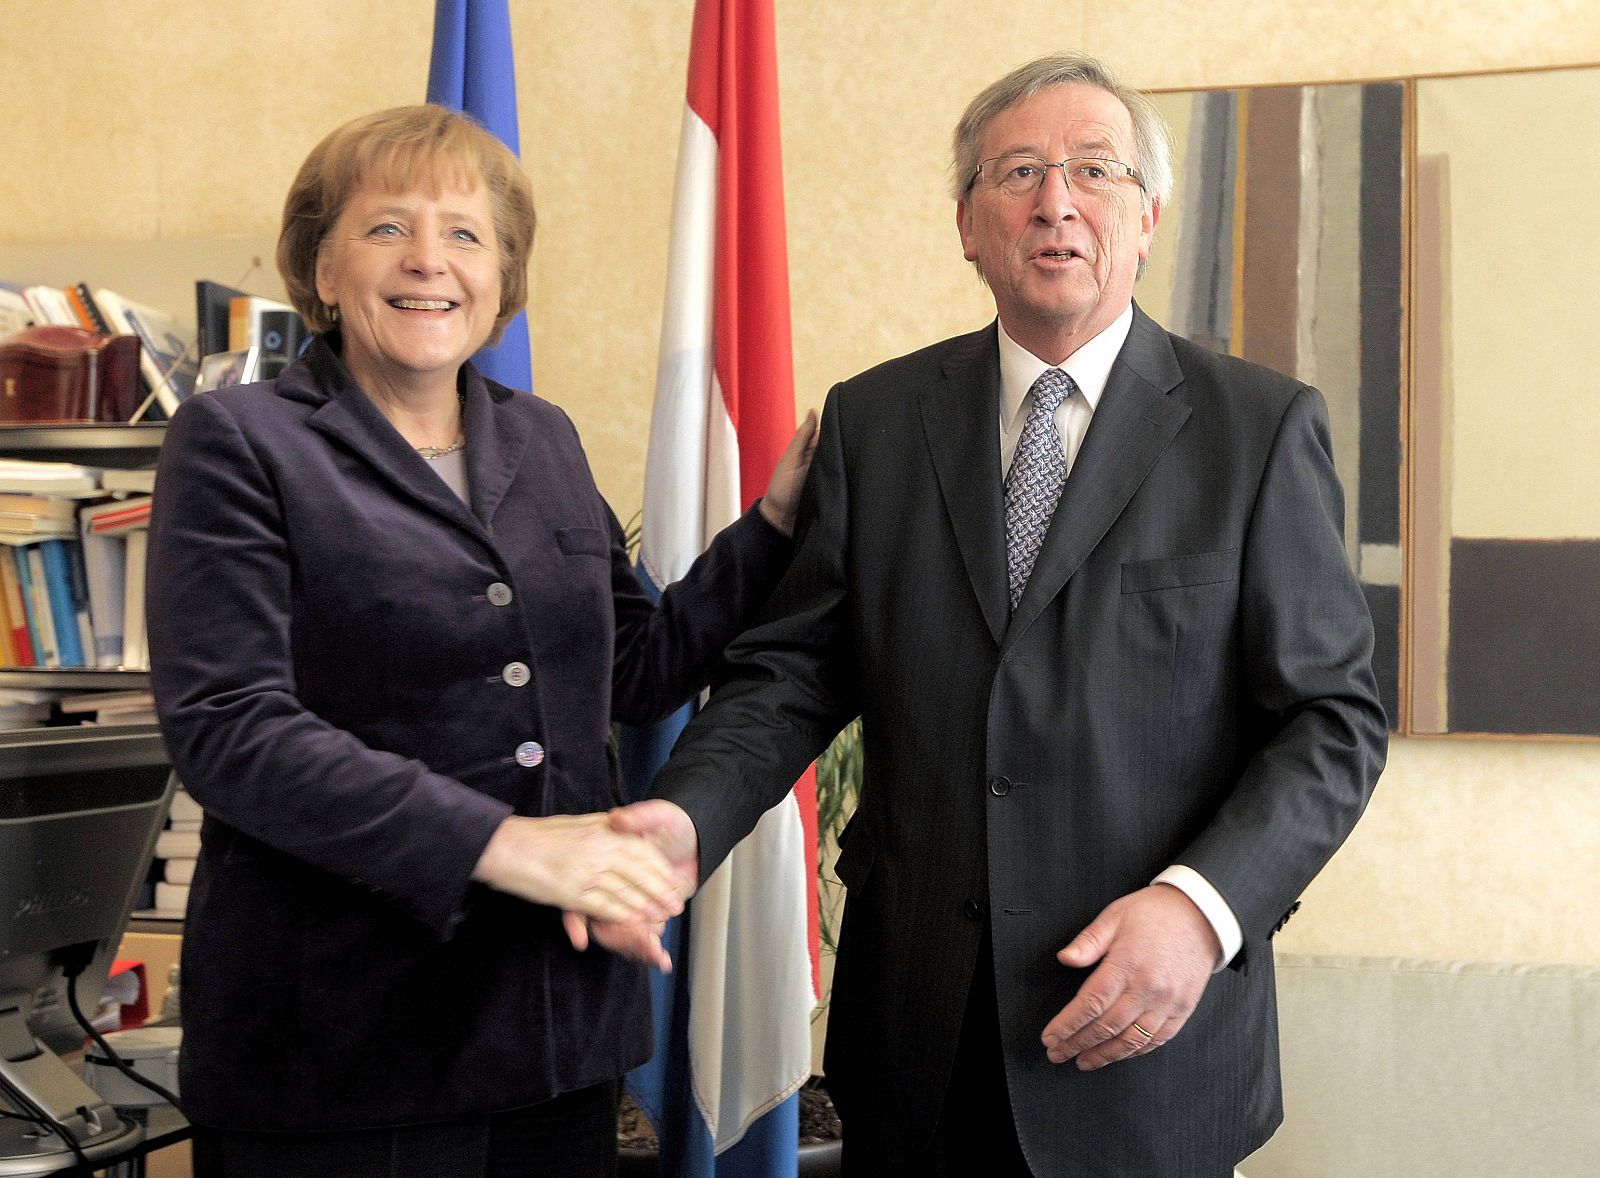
[617,1076,842,1177]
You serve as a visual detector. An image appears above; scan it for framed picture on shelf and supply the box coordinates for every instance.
[195,347,259,394]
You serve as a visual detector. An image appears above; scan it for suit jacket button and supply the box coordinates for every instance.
[989,775,1011,796]
[515,741,545,768]
[502,661,531,687]
[487,582,514,606]
[963,898,983,921]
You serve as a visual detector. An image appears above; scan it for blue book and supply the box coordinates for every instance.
[38,539,85,668]
[63,539,96,667]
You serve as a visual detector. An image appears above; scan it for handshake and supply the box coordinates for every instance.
[471,799,700,972]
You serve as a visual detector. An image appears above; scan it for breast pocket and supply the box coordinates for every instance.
[556,526,610,558]
[1117,549,1241,752]
[525,525,615,662]
[1119,548,1239,594]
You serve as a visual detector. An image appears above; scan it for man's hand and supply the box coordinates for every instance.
[562,800,701,971]
[1041,884,1219,1070]
[609,799,700,898]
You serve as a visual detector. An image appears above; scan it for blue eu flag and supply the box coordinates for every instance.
[427,0,533,394]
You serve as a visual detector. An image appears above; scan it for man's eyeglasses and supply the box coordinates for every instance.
[972,155,1144,198]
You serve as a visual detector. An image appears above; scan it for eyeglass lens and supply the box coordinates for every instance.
[983,156,1130,196]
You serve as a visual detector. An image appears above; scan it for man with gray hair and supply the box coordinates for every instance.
[610,51,1386,1176]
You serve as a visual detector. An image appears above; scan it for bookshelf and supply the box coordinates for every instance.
[0,669,150,689]
[0,421,161,689]
[0,422,164,464]
[1,234,278,691]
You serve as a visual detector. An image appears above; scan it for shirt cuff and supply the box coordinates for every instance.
[1153,864,1243,972]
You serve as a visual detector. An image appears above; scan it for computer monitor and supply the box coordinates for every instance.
[0,725,173,1174]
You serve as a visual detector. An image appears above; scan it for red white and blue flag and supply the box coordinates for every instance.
[426,0,533,393]
[620,1,818,1174]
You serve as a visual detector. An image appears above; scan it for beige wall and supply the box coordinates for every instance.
[7,1,1600,969]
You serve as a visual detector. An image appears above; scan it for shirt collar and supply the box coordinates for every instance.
[997,304,1134,431]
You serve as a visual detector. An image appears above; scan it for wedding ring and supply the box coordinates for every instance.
[1130,1022,1154,1039]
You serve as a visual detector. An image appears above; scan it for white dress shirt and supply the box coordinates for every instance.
[996,308,1244,970]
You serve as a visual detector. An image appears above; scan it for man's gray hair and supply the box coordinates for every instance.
[950,52,1175,212]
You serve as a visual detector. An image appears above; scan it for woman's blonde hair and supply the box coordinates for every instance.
[278,105,535,345]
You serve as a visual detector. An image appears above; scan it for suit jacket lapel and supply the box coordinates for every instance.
[298,339,527,540]
[1006,306,1191,642]
[920,324,1009,645]
[460,367,534,531]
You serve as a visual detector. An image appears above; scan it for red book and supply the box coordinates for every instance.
[86,498,152,534]
[0,555,34,665]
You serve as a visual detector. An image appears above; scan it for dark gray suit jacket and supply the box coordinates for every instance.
[652,306,1387,1176]
[147,336,788,1131]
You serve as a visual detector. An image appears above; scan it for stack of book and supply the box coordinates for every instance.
[0,459,153,671]
[56,687,156,726]
[0,686,55,726]
[150,787,202,916]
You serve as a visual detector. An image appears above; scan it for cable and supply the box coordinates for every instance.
[65,974,182,1110]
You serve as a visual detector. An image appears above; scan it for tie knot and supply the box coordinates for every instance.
[1030,368,1074,413]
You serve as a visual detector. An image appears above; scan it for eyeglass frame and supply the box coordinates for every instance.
[968,154,1147,198]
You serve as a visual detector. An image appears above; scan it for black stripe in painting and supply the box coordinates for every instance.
[1448,538,1600,735]
[1358,82,1404,548]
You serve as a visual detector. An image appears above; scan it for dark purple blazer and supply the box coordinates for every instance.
[653,307,1388,1177]
[147,335,788,1131]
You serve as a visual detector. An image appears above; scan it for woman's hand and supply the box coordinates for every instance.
[562,800,702,972]
[757,411,819,537]
[563,914,674,973]
[472,812,689,924]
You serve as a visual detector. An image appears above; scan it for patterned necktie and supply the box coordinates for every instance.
[1004,368,1076,609]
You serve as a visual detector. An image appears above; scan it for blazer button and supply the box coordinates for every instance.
[989,775,1011,797]
[502,661,531,687]
[963,898,983,921]
[487,582,514,606]
[515,741,545,768]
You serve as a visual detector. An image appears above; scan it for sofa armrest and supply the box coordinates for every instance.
[1242,953,1600,1177]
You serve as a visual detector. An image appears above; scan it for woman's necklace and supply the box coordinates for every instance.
[415,436,466,460]
[414,390,467,459]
